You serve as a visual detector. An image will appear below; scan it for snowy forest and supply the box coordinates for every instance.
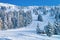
[0,5,32,30]
[0,3,60,40]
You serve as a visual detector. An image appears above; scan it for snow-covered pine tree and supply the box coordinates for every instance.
[25,11,32,24]
[43,11,47,15]
[33,9,38,15]
[0,10,4,30]
[54,21,60,35]
[50,8,55,16]
[44,22,54,37]
[4,12,8,30]
[38,14,43,22]
[58,23,60,35]
[36,23,41,34]
[0,17,3,30]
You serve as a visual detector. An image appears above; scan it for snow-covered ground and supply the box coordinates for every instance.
[0,12,60,40]
[0,3,60,40]
[0,25,60,40]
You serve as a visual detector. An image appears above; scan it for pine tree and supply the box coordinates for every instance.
[58,23,60,35]
[43,10,47,15]
[50,8,55,16]
[53,21,58,35]
[44,22,54,37]
[36,23,41,34]
[33,9,38,15]
[0,17,3,30]
[54,21,60,35]
[38,14,43,22]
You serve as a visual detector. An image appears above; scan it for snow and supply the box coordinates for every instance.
[0,26,60,40]
[0,3,60,40]
[0,3,16,7]
[0,13,59,40]
[0,3,20,12]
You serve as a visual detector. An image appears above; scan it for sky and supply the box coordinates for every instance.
[0,0,60,6]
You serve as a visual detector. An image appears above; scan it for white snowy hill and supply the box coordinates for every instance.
[0,3,60,40]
